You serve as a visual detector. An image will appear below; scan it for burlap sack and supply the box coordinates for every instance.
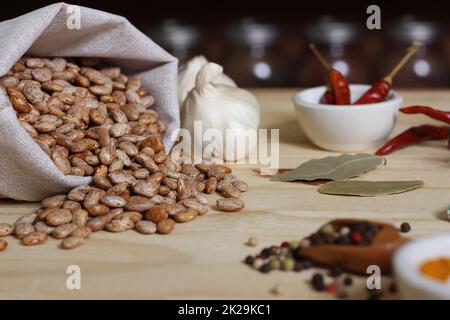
[0,3,179,201]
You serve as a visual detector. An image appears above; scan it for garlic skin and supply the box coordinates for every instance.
[178,55,236,107]
[181,63,260,161]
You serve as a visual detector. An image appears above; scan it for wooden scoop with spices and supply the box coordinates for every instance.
[299,219,409,275]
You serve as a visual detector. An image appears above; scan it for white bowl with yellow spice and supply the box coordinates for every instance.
[393,234,450,299]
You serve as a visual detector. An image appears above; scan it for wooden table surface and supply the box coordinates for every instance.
[1,89,449,300]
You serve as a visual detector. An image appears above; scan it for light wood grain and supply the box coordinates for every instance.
[1,89,449,300]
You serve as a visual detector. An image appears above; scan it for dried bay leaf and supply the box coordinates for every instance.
[318,180,424,196]
[271,154,385,182]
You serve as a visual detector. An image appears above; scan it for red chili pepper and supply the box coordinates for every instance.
[375,125,449,155]
[400,106,450,124]
[354,80,391,104]
[309,44,350,105]
[354,42,420,105]
[323,90,335,104]
[329,70,350,105]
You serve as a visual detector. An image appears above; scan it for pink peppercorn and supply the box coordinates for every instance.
[351,231,362,244]
[325,283,337,294]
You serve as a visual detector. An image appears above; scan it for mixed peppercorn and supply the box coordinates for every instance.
[244,220,411,299]
[311,220,381,246]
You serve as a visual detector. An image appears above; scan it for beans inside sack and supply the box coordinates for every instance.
[0,56,248,250]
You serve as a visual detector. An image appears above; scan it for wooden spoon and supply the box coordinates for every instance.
[299,219,409,275]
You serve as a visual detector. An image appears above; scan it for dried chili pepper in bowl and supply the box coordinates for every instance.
[309,43,350,105]
[323,89,335,104]
[355,42,421,105]
[293,84,403,152]
[353,79,391,105]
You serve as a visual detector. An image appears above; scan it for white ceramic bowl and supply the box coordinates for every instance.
[393,234,450,299]
[293,84,403,152]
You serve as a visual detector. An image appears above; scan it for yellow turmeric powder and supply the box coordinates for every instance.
[420,257,450,281]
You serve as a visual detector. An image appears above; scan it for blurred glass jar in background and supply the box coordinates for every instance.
[298,17,367,87]
[359,31,384,83]
[223,19,288,87]
[281,23,306,84]
[445,25,450,84]
[383,17,448,87]
[147,19,203,66]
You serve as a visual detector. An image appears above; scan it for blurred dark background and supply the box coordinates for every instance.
[1,0,449,87]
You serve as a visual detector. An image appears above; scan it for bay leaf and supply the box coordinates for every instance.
[318,180,424,196]
[271,154,385,182]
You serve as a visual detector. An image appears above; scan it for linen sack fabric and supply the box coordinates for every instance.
[0,2,179,201]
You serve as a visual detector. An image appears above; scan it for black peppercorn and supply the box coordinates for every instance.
[368,225,380,234]
[329,266,343,277]
[309,234,321,245]
[363,230,374,239]
[270,246,279,255]
[261,248,272,258]
[293,262,304,272]
[353,223,366,233]
[361,220,370,230]
[302,260,313,269]
[400,222,411,233]
[291,250,302,260]
[244,255,254,265]
[324,236,334,244]
[335,235,351,245]
[260,263,272,274]
[311,273,325,291]
[343,276,353,286]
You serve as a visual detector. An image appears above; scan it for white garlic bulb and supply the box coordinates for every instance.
[181,63,260,161]
[177,55,236,107]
